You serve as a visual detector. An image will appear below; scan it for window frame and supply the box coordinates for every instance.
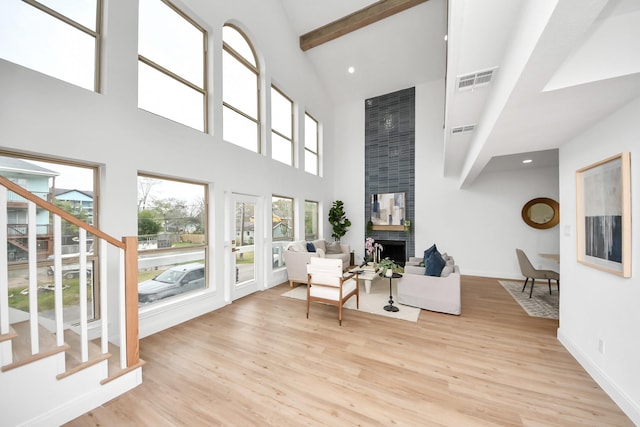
[5,0,103,92]
[271,195,294,243]
[137,0,208,132]
[0,151,101,321]
[304,200,319,241]
[304,112,319,175]
[222,23,261,153]
[137,173,209,306]
[270,85,294,166]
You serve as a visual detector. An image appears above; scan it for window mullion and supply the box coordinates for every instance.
[24,0,98,38]
[223,102,259,125]
[138,54,205,95]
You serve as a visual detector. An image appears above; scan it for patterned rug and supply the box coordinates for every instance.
[499,280,559,319]
[281,281,420,322]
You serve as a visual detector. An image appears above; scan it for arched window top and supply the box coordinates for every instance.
[223,24,257,69]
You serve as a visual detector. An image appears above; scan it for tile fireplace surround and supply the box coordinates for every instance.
[365,87,415,260]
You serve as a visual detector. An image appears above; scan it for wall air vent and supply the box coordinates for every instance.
[451,125,476,134]
[456,68,496,91]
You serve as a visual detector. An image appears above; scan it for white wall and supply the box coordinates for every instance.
[557,97,640,424]
[0,0,337,337]
[334,79,560,279]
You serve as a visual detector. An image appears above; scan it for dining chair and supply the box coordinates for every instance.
[306,257,359,325]
[515,248,560,298]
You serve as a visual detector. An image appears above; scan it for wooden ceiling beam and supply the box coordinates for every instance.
[299,0,430,51]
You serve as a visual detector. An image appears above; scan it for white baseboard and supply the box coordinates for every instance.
[139,290,226,338]
[23,368,142,426]
[23,366,143,427]
[557,328,640,425]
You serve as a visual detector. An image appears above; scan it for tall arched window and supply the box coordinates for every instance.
[222,25,260,153]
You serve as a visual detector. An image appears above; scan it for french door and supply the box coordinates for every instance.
[229,193,261,300]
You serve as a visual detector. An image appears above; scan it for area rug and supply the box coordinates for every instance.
[499,280,559,320]
[281,281,421,322]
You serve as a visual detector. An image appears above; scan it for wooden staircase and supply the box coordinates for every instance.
[0,176,144,426]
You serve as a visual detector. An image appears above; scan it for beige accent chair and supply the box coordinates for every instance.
[515,248,560,298]
[283,239,350,288]
[306,257,359,325]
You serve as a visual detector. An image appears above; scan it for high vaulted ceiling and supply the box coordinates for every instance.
[279,0,640,186]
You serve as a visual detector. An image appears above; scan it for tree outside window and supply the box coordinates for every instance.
[137,174,208,305]
[305,200,318,240]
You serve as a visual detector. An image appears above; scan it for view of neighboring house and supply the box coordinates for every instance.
[1,157,96,260]
[54,188,94,225]
[0,156,58,261]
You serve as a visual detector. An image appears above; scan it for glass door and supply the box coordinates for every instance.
[230,194,261,300]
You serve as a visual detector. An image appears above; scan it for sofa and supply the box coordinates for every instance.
[397,252,461,315]
[283,239,351,288]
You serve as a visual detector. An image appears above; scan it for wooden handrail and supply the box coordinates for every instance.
[123,236,139,367]
[0,175,124,249]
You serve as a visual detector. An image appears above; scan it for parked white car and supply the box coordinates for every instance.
[47,253,93,279]
[138,263,205,303]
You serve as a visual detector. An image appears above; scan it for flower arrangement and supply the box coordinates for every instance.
[365,237,383,263]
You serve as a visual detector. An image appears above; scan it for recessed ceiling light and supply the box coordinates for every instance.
[522,159,533,164]
[347,66,355,74]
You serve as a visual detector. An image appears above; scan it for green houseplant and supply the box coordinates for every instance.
[328,200,351,241]
[378,257,398,277]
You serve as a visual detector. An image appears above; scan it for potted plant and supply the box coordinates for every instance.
[328,200,351,241]
[378,257,398,277]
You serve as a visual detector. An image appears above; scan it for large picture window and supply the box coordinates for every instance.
[137,174,208,305]
[138,0,207,131]
[0,0,101,91]
[223,24,260,152]
[0,153,98,323]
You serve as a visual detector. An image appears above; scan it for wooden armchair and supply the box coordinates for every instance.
[306,257,359,325]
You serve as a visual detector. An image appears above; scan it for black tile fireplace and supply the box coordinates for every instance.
[376,239,406,266]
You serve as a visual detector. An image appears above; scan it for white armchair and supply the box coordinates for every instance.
[306,257,359,325]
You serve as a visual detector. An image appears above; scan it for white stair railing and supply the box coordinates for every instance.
[0,175,139,375]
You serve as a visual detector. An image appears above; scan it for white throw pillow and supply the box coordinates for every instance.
[313,240,327,252]
[289,242,307,252]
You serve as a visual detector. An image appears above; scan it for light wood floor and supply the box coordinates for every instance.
[65,276,633,426]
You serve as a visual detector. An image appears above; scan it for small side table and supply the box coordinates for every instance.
[383,272,402,312]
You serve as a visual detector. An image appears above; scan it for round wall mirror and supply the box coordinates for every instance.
[521,197,559,229]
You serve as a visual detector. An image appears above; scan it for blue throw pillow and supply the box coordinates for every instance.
[423,244,438,266]
[306,242,316,252]
[425,251,445,276]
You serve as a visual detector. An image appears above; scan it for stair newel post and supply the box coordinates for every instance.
[123,236,139,367]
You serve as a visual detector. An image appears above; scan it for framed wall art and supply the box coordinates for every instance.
[371,192,406,231]
[576,152,631,277]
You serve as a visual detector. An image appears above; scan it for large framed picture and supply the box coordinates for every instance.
[576,152,631,277]
[371,192,406,230]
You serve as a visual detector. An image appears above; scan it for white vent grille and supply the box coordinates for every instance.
[451,125,476,135]
[457,68,496,91]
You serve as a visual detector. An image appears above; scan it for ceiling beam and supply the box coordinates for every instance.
[299,0,430,51]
